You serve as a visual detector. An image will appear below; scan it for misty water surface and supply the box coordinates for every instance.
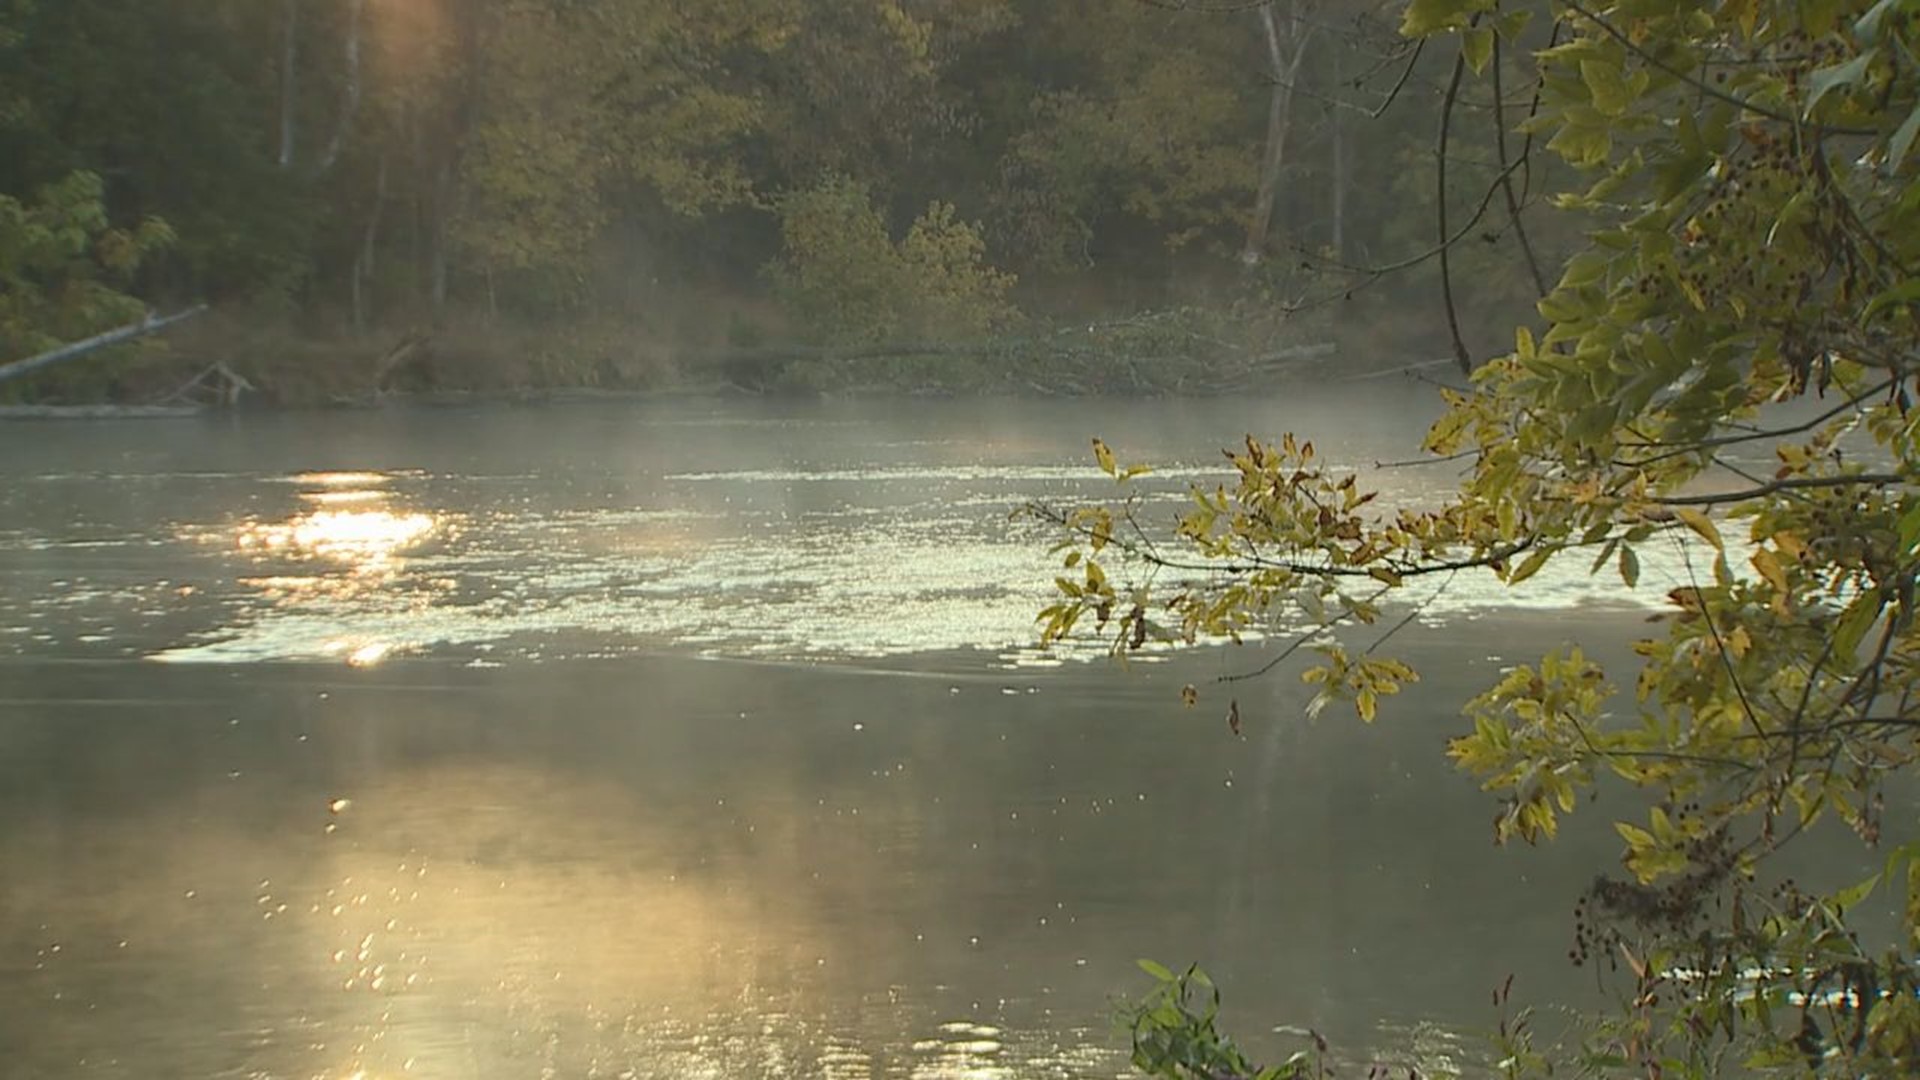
[0,390,1778,1078]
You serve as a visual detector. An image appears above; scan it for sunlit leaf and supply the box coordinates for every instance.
[1092,437,1117,478]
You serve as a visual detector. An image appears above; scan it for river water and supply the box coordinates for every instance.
[0,390,1752,1078]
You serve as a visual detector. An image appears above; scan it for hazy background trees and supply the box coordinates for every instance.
[0,0,1560,396]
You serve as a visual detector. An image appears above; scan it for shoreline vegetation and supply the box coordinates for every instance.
[0,304,1448,411]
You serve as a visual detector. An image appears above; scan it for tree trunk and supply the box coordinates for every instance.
[429,162,452,320]
[1242,1,1314,265]
[423,0,484,323]
[1330,49,1347,262]
[0,307,209,384]
[278,0,299,169]
[315,0,365,176]
[352,153,387,334]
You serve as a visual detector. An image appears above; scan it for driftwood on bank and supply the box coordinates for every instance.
[373,331,431,391]
[160,360,255,406]
[0,305,210,385]
[0,403,205,420]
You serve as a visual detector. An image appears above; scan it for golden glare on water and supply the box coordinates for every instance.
[301,489,390,506]
[237,509,436,566]
[201,475,445,665]
[291,471,393,488]
[344,641,394,667]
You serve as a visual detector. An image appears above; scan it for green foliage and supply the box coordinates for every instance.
[0,170,171,363]
[769,174,1016,344]
[988,12,1259,276]
[0,0,316,300]
[451,0,780,289]
[1125,961,1328,1080]
[1034,0,1920,1074]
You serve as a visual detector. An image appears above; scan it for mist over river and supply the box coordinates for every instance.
[0,390,1828,1078]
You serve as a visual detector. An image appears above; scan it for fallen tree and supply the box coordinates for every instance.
[0,305,209,386]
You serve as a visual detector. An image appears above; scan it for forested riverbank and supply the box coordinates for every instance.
[0,0,1562,405]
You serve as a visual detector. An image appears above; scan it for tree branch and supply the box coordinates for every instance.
[1491,34,1548,297]
[1652,472,1907,506]
[1618,379,1892,467]
[1437,39,1474,375]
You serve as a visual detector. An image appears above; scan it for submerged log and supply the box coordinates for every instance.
[0,305,210,385]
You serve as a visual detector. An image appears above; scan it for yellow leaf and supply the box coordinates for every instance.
[1679,275,1706,310]
[1751,547,1789,596]
[1672,507,1722,551]
[1617,942,1647,980]
[1727,625,1752,658]
[1616,821,1656,851]
[1462,26,1494,75]
[1726,0,1758,39]
[1650,806,1676,843]
[1510,546,1554,584]
[1091,437,1116,477]
[1907,858,1920,951]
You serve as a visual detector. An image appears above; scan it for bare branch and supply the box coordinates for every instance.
[1437,39,1474,375]
[1619,379,1892,467]
[1653,472,1907,506]
[1490,34,1548,297]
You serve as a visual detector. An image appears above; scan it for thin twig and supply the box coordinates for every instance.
[1363,570,1456,656]
[1438,39,1474,375]
[1619,379,1891,466]
[1491,34,1548,297]
[1674,537,1769,744]
[1375,446,1479,469]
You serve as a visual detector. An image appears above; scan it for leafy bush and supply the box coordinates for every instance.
[769,174,1017,344]
[0,171,172,393]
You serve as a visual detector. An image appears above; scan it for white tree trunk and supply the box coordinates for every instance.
[278,0,299,169]
[1330,48,1346,261]
[429,163,452,318]
[352,153,387,334]
[316,0,365,175]
[1242,0,1314,265]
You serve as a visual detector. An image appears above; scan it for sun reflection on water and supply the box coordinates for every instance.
[290,471,394,488]
[199,474,445,665]
[237,509,436,566]
[302,489,391,506]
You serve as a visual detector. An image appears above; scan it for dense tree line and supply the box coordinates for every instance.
[0,0,1559,398]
